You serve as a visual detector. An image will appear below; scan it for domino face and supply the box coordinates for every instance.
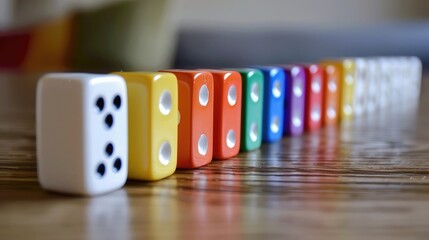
[281,65,306,136]
[37,73,128,195]
[256,66,285,143]
[322,59,355,121]
[378,57,395,109]
[235,68,264,151]
[353,58,368,116]
[320,64,340,125]
[341,59,356,121]
[205,70,242,159]
[398,57,410,101]
[396,57,416,102]
[161,70,214,169]
[389,56,422,103]
[113,72,178,181]
[409,56,422,100]
[301,64,324,131]
[366,59,380,113]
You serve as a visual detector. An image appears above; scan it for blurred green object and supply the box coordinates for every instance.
[234,68,264,152]
[72,0,177,72]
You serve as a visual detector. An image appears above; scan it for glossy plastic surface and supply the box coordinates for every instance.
[204,70,242,159]
[113,72,178,181]
[301,64,324,131]
[256,66,285,143]
[161,70,214,169]
[320,62,341,125]
[234,68,264,151]
[280,65,306,136]
[37,73,128,195]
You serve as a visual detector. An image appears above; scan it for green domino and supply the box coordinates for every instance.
[233,68,264,152]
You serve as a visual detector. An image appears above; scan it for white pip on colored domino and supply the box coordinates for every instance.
[37,73,128,196]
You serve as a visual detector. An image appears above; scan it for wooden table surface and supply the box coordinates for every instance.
[1,73,429,240]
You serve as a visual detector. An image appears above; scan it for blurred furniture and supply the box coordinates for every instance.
[174,22,429,68]
[0,0,177,72]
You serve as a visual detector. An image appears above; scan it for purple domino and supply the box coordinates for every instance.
[280,65,306,136]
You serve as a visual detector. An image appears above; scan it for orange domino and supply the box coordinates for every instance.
[301,64,324,131]
[320,63,341,126]
[160,70,214,168]
[203,70,242,159]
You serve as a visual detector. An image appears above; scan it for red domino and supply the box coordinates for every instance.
[301,64,325,131]
[203,70,242,159]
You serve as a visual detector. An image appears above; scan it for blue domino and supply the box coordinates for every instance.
[256,66,286,143]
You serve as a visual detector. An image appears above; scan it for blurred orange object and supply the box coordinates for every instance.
[203,70,242,159]
[160,70,214,169]
[320,63,341,126]
[22,15,73,72]
[0,15,73,72]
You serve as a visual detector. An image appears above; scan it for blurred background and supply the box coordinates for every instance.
[0,0,428,72]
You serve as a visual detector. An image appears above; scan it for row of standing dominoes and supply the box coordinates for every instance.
[36,56,422,196]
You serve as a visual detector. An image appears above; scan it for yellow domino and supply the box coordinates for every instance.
[341,59,356,121]
[113,72,178,180]
[321,59,355,121]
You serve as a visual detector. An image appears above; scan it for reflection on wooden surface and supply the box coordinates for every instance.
[1,74,429,239]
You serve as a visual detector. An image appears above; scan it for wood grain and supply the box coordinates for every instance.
[1,73,429,240]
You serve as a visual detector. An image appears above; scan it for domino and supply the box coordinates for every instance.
[353,58,368,116]
[396,57,413,102]
[300,64,324,131]
[398,57,410,101]
[380,57,393,110]
[280,65,306,136]
[203,70,242,159]
[340,59,356,121]
[409,56,422,100]
[161,70,214,169]
[113,72,178,181]
[373,58,383,109]
[256,66,285,143]
[389,56,420,103]
[377,57,390,109]
[320,63,340,125]
[401,57,414,101]
[321,59,355,121]
[37,73,128,195]
[233,68,264,151]
[366,58,380,112]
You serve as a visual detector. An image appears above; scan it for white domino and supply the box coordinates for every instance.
[322,55,422,120]
[350,56,421,118]
[408,56,422,101]
[398,57,408,100]
[366,59,379,113]
[383,58,390,106]
[392,57,405,103]
[37,73,128,196]
[378,57,390,108]
[353,58,367,116]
